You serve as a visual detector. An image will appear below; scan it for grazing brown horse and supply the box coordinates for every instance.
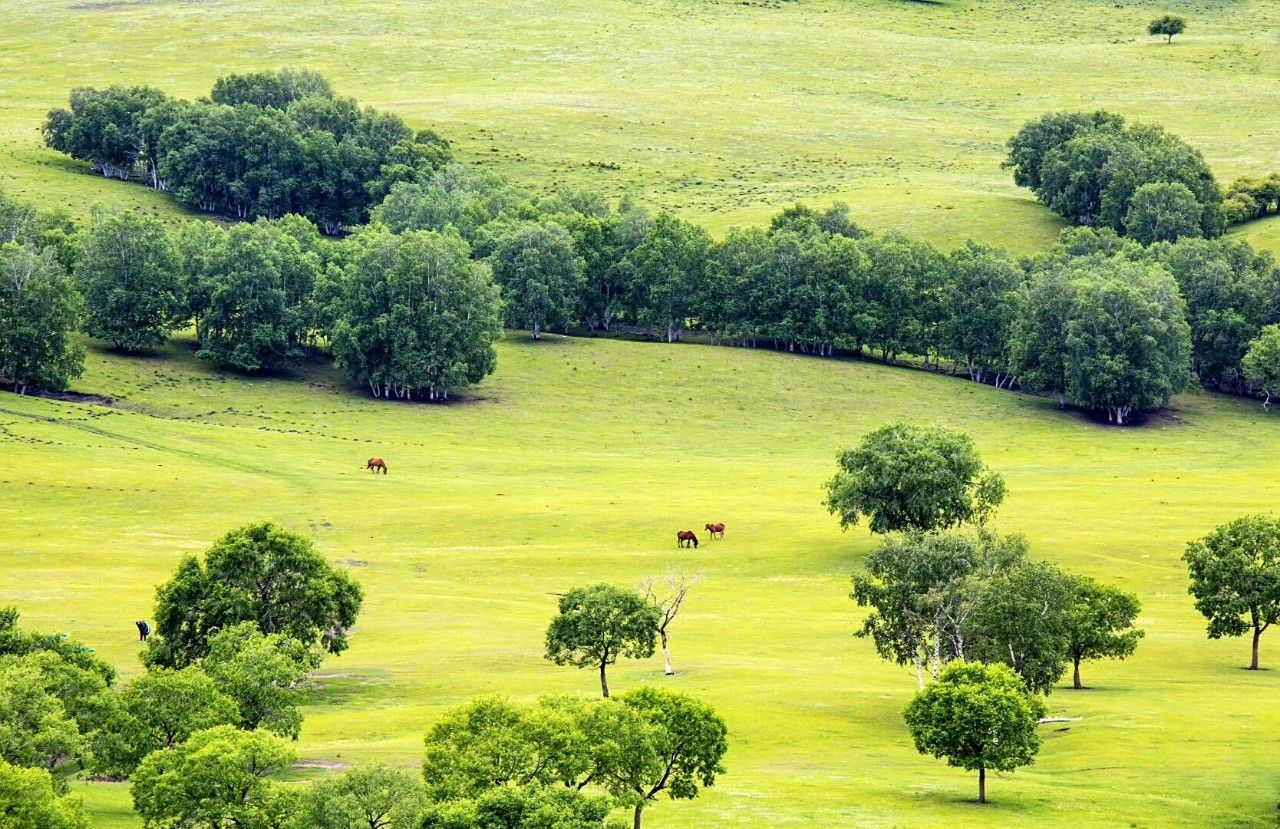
[705,522,725,539]
[366,457,388,475]
[677,530,699,549]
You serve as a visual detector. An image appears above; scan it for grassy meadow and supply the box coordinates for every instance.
[2,335,1280,827]
[4,0,1280,250]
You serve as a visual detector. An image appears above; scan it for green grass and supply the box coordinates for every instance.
[5,335,1280,827]
[5,0,1280,250]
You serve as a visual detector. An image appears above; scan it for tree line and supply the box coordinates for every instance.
[43,69,451,235]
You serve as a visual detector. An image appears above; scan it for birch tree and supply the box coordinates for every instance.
[640,569,701,676]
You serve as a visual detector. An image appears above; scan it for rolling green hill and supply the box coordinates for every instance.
[6,0,1280,250]
[4,335,1280,827]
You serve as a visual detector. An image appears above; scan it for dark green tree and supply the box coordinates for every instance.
[1243,324,1280,408]
[1184,515,1280,670]
[0,243,84,394]
[968,561,1074,694]
[202,622,318,738]
[584,687,728,829]
[824,421,1006,534]
[1124,181,1204,244]
[1148,14,1186,42]
[328,229,502,401]
[619,214,711,343]
[942,242,1021,383]
[145,521,362,669]
[77,209,184,351]
[544,585,660,697]
[489,221,585,339]
[91,666,239,778]
[1062,576,1144,689]
[903,662,1046,803]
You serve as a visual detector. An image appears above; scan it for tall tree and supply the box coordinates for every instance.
[328,229,502,401]
[1061,576,1144,689]
[942,242,1021,383]
[77,209,184,351]
[489,221,585,339]
[131,725,295,829]
[90,666,239,778]
[968,561,1074,694]
[0,243,84,394]
[824,421,1006,534]
[1243,324,1280,408]
[0,661,86,774]
[903,662,1046,803]
[1124,182,1204,245]
[584,687,728,829]
[202,622,318,738]
[544,584,660,697]
[1183,515,1280,670]
[145,521,362,669]
[620,214,710,343]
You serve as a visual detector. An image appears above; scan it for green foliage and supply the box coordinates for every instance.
[145,520,362,669]
[584,686,728,828]
[0,242,84,394]
[77,208,184,351]
[418,785,620,829]
[422,696,592,800]
[202,622,319,738]
[195,220,320,372]
[967,561,1074,695]
[619,213,711,342]
[851,531,1027,684]
[0,659,86,774]
[1148,14,1186,42]
[1242,324,1280,407]
[544,584,660,697]
[940,241,1021,382]
[328,228,503,400]
[131,725,295,829]
[489,221,585,338]
[91,666,239,778]
[1184,514,1280,669]
[295,764,425,829]
[1006,111,1221,238]
[0,760,90,829]
[1062,576,1143,689]
[903,662,1046,803]
[0,607,115,687]
[823,421,1005,534]
[44,71,451,234]
[1012,257,1192,424]
[1124,182,1204,245]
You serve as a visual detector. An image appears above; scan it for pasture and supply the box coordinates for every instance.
[4,0,1280,251]
[3,334,1280,827]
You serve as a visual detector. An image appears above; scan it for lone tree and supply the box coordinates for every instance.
[1062,576,1144,689]
[1184,515,1280,670]
[640,569,701,676]
[545,584,659,697]
[585,687,728,829]
[145,521,363,669]
[824,421,1006,534]
[1243,325,1280,409]
[1148,14,1186,42]
[903,662,1046,804]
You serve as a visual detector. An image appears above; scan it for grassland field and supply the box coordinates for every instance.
[1,333,1279,828]
[6,0,1280,826]
[3,0,1280,254]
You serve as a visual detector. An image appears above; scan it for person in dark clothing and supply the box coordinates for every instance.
[136,620,150,642]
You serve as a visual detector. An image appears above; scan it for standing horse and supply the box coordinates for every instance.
[704,522,725,539]
[366,457,388,474]
[677,530,699,549]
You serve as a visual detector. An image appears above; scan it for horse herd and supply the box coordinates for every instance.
[368,457,724,548]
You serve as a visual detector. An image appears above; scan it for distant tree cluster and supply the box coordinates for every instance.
[1004,111,1223,242]
[1221,174,1280,225]
[43,69,451,234]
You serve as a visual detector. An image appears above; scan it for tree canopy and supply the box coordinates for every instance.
[903,662,1046,803]
[824,421,1005,534]
[544,584,660,697]
[1184,514,1280,670]
[146,521,362,669]
[1148,14,1186,42]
